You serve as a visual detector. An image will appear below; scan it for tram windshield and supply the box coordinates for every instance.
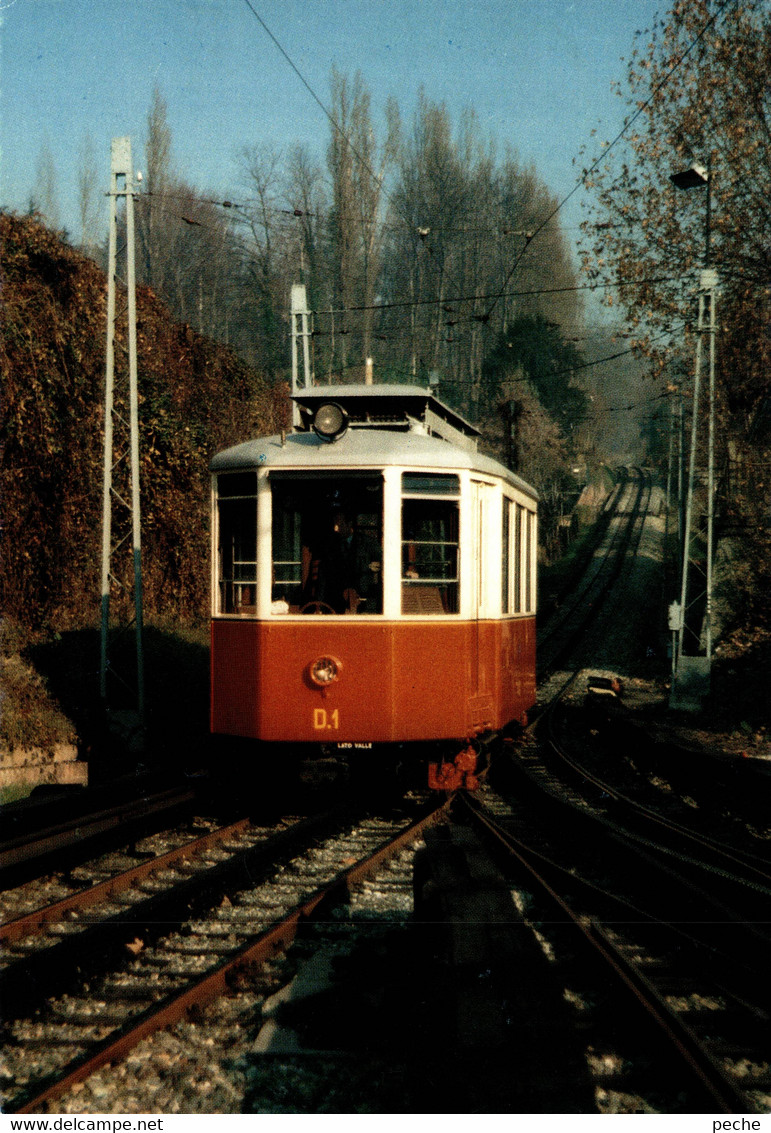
[216,469,464,617]
[271,474,383,615]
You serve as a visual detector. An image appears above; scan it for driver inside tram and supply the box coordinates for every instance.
[302,508,381,613]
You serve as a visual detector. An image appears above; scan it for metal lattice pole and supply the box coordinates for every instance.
[675,288,705,673]
[99,136,145,725]
[669,159,719,708]
[670,269,718,707]
[705,270,718,661]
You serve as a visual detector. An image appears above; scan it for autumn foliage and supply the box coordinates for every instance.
[0,211,287,632]
[579,0,771,627]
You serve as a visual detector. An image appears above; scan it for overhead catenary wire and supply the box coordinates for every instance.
[317,316,688,389]
[132,0,743,400]
[318,274,687,316]
[236,0,739,344]
[478,0,739,324]
[136,185,701,379]
[132,187,691,316]
[141,186,607,239]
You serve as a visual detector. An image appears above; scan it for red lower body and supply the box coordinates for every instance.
[210,617,536,745]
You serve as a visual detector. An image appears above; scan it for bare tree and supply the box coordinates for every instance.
[378,91,583,433]
[76,132,103,251]
[326,69,398,379]
[237,143,293,370]
[138,85,174,289]
[33,141,60,231]
[128,88,247,351]
[285,142,327,291]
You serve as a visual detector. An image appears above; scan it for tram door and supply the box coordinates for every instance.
[468,480,496,723]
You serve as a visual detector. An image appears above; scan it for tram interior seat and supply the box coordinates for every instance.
[236,586,448,615]
[401,584,446,614]
[233,585,256,614]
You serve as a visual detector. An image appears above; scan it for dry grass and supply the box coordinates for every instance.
[1,628,77,753]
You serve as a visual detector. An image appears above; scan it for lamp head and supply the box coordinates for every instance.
[312,402,348,442]
[670,163,709,190]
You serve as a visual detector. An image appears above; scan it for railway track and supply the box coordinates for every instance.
[527,467,771,891]
[539,469,629,623]
[537,468,651,679]
[3,795,447,1113]
[1,812,332,1020]
[473,472,771,1111]
[544,697,771,883]
[0,772,203,888]
[460,787,771,1113]
[500,737,771,980]
[558,678,771,852]
[8,469,764,1113]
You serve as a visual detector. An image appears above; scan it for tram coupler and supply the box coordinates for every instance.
[428,746,479,792]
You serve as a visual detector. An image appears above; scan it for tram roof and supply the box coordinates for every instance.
[211,414,538,501]
[291,383,481,441]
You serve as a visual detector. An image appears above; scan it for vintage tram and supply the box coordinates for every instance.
[210,383,537,789]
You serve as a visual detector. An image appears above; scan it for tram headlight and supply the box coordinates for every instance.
[308,655,342,686]
[312,402,348,442]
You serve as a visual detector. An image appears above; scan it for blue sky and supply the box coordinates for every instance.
[1,0,660,264]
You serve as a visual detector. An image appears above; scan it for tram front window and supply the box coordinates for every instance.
[271,475,383,614]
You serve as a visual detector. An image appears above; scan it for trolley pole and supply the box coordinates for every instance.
[100,136,145,728]
[290,283,312,429]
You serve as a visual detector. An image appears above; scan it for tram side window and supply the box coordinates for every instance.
[217,472,258,614]
[525,507,535,613]
[503,500,536,616]
[513,503,522,614]
[401,473,460,614]
[502,497,511,614]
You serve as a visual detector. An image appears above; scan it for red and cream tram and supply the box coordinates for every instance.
[210,384,537,788]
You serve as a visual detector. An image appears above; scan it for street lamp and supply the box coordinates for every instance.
[670,163,708,188]
[670,160,712,263]
[669,158,718,709]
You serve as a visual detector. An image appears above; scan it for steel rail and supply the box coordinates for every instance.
[0,808,354,1021]
[10,798,449,1114]
[0,783,198,882]
[545,710,771,892]
[458,792,752,1115]
[537,469,650,678]
[1,818,253,945]
[586,921,758,1116]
